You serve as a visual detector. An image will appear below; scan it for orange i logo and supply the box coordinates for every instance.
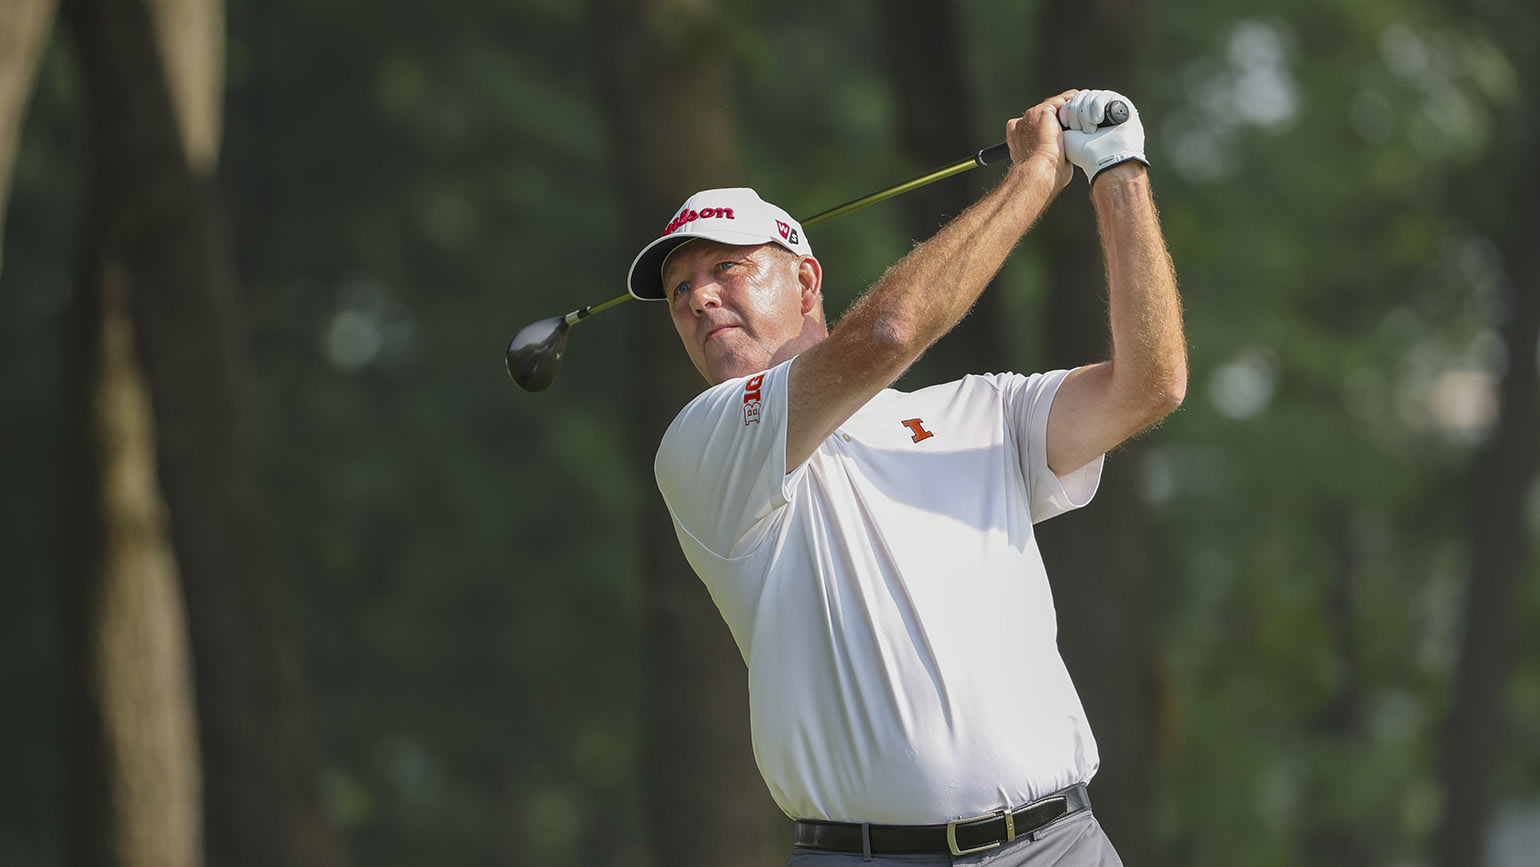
[900,418,934,443]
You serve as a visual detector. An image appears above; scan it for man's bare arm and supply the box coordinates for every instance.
[1045,163,1187,475]
[784,93,1077,469]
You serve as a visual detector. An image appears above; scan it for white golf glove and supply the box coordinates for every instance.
[1059,90,1149,185]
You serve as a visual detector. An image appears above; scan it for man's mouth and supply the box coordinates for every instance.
[704,324,739,342]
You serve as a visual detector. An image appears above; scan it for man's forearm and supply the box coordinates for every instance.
[784,94,1076,469]
[1093,165,1187,416]
[835,155,1062,371]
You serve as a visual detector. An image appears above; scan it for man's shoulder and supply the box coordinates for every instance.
[669,373,750,424]
[666,366,779,434]
[885,371,1031,405]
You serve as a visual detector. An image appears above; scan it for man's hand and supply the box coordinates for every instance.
[1059,90,1149,186]
[1007,90,1075,193]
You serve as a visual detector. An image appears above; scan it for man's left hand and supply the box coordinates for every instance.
[1059,90,1149,186]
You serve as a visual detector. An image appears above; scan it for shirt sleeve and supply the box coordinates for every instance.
[1002,368,1105,524]
[653,358,799,558]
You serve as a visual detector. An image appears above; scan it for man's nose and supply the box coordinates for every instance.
[690,280,722,315]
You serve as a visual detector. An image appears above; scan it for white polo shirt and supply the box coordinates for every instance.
[654,357,1105,824]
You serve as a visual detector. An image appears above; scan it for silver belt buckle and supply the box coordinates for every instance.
[946,807,1014,857]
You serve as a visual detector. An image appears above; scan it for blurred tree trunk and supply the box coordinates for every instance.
[875,0,1008,383]
[588,1,785,865]
[61,260,203,867]
[0,0,57,278]
[1303,516,1372,863]
[1030,1,1157,864]
[1433,85,1540,867]
[59,1,347,866]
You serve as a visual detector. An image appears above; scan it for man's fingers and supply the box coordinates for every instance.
[1058,91,1087,131]
[1033,90,1077,117]
[1074,92,1094,131]
[1042,90,1077,118]
[1008,91,1091,166]
[1063,90,1104,132]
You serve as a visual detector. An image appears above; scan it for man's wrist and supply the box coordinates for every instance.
[1008,153,1066,199]
[1090,161,1150,204]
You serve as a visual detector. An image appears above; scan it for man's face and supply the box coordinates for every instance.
[662,239,821,385]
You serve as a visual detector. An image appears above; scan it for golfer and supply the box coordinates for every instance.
[628,89,1185,866]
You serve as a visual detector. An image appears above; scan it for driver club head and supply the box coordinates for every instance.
[506,315,571,392]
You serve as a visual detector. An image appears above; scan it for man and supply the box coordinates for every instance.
[626,89,1185,866]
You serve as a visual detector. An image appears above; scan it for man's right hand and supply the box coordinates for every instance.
[1007,90,1076,193]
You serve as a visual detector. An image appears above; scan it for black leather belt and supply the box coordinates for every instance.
[794,784,1091,857]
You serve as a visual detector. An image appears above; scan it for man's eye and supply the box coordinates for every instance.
[672,281,690,299]
[716,260,737,272]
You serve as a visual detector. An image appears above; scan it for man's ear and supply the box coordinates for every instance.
[797,256,822,315]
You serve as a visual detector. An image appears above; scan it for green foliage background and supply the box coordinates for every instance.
[2,0,1537,865]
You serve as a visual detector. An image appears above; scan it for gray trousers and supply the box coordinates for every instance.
[786,811,1124,867]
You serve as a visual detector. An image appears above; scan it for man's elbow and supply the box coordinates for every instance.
[1104,360,1186,432]
[1123,365,1185,429]
[867,311,922,354]
[1146,367,1187,421]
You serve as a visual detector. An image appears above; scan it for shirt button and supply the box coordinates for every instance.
[841,433,851,442]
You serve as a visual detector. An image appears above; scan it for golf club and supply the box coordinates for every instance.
[506,100,1128,391]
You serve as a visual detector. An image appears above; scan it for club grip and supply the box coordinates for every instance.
[973,99,1129,167]
[975,142,1012,166]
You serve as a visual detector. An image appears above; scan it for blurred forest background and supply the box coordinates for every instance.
[1,0,1537,865]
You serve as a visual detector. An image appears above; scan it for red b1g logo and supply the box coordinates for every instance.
[743,374,765,425]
